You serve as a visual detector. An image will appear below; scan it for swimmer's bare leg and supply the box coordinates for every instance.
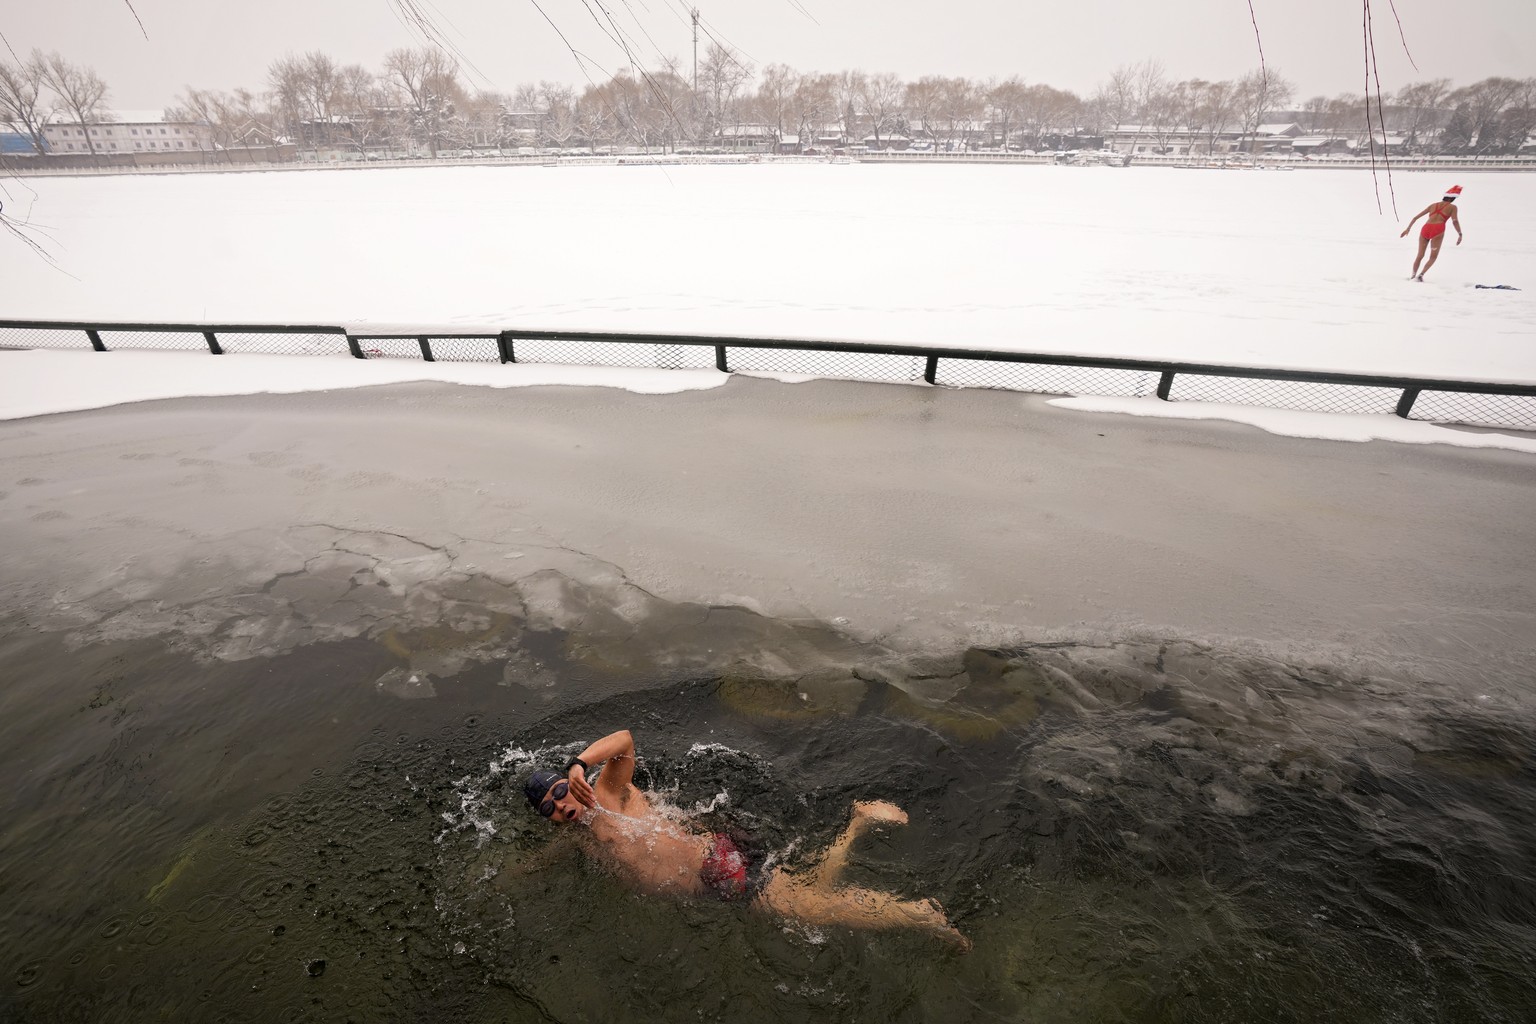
[758,875,971,950]
[1419,237,1444,279]
[757,800,971,950]
[1410,236,1429,279]
[809,800,908,887]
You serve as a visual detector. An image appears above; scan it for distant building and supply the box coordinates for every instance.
[42,109,214,156]
[717,123,775,150]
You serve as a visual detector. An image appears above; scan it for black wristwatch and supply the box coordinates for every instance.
[565,756,589,776]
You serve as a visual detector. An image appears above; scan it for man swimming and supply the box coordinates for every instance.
[1400,184,1464,281]
[524,729,970,949]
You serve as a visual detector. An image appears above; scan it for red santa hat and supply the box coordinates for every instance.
[1445,184,1463,195]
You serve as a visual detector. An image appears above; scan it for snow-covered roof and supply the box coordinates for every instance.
[112,109,171,124]
[1257,123,1301,136]
[44,109,195,126]
[718,123,774,137]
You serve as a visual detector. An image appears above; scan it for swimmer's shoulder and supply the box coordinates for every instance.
[603,782,652,815]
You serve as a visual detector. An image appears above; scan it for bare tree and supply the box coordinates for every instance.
[1018,83,1081,150]
[266,54,308,148]
[986,77,1027,151]
[1448,76,1524,153]
[383,47,464,157]
[1233,68,1294,155]
[1498,78,1536,154]
[790,72,837,152]
[172,86,276,162]
[573,92,614,152]
[1097,59,1166,156]
[1391,78,1450,151]
[1298,95,1330,133]
[40,52,111,160]
[1187,79,1237,156]
[1141,79,1185,155]
[748,63,799,151]
[536,82,579,149]
[856,72,904,146]
[0,51,50,156]
[902,76,946,148]
[335,64,387,155]
[832,70,865,144]
[698,43,753,145]
[934,77,984,152]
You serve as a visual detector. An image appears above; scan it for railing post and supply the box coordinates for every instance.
[418,336,434,362]
[923,354,938,384]
[346,335,365,359]
[203,331,223,355]
[715,345,729,372]
[1395,387,1421,419]
[1156,370,1176,400]
[497,331,514,364]
[86,329,106,352]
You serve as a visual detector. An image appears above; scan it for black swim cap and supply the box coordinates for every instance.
[524,769,563,810]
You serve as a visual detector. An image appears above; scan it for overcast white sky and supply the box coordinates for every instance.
[3,0,1532,109]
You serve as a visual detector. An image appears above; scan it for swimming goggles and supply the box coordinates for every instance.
[539,781,570,817]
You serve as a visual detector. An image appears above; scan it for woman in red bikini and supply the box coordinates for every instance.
[525,729,969,949]
[1400,185,1464,281]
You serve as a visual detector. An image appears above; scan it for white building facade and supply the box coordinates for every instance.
[42,110,214,156]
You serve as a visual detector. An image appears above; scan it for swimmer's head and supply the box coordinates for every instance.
[1445,184,1462,201]
[525,769,583,823]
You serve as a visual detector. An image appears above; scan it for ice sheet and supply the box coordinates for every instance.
[3,164,1532,383]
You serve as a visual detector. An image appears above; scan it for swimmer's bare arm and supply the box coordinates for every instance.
[565,729,637,808]
[1450,205,1463,244]
[1400,203,1436,237]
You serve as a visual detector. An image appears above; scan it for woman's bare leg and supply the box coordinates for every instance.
[1419,237,1445,278]
[1411,237,1429,278]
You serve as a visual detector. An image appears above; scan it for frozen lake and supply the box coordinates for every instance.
[2,163,1534,383]
[5,164,1536,1022]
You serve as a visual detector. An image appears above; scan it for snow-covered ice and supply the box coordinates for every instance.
[2,164,1532,382]
[2,164,1533,444]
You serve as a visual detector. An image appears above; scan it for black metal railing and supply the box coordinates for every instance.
[3,318,1534,431]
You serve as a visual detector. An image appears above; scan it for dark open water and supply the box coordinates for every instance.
[2,603,1534,1023]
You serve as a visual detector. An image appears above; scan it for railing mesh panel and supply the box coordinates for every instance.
[512,339,714,368]
[96,330,207,352]
[4,321,1533,432]
[0,327,95,350]
[655,344,714,370]
[1408,391,1536,431]
[216,332,350,356]
[355,338,425,360]
[1167,375,1400,416]
[426,337,500,363]
[937,359,1156,397]
[726,348,924,383]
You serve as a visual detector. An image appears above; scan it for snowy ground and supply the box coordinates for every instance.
[2,164,1533,384]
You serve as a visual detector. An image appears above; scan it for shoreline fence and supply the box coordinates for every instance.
[2,318,1533,432]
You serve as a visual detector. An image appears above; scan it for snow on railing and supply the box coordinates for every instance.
[4,318,1533,431]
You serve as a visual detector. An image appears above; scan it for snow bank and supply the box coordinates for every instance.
[0,349,726,420]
